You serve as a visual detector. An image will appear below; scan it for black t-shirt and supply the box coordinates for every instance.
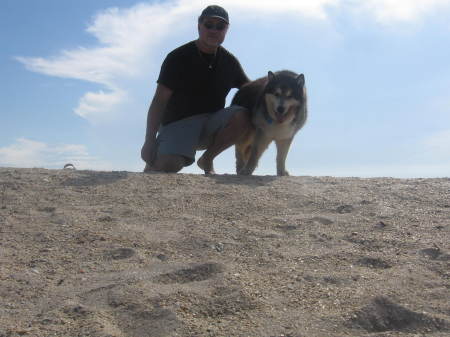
[157,41,249,126]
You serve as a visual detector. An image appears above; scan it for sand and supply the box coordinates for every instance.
[0,167,449,337]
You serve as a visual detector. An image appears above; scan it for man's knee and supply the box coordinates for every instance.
[152,154,186,173]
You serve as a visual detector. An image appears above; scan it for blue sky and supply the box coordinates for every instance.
[1,0,450,177]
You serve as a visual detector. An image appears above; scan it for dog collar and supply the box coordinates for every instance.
[264,111,273,124]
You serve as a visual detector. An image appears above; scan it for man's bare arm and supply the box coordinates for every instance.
[141,84,173,164]
[145,84,173,140]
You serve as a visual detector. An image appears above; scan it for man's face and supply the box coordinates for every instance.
[198,17,229,49]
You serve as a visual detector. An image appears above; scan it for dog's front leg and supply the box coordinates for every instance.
[275,137,293,176]
[239,129,271,175]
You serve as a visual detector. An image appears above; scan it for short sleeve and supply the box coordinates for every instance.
[233,59,250,89]
[157,52,183,90]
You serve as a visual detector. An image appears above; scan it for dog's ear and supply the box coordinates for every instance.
[268,71,275,80]
[297,74,305,87]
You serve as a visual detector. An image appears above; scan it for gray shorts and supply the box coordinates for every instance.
[156,106,244,166]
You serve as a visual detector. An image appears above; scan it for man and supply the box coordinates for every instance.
[141,5,250,174]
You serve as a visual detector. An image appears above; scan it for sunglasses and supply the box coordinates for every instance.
[203,21,227,31]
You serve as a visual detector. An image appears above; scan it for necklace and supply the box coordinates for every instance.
[196,43,217,70]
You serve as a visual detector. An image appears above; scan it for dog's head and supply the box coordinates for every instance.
[264,71,305,123]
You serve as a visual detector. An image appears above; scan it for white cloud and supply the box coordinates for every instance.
[216,0,339,19]
[16,2,181,84]
[16,1,190,122]
[16,0,450,123]
[357,0,450,24]
[0,138,113,170]
[74,88,126,121]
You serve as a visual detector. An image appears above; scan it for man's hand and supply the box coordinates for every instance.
[141,138,157,165]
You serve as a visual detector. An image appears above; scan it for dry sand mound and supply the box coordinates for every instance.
[0,167,449,337]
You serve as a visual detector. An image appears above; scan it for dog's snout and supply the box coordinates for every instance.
[277,106,285,114]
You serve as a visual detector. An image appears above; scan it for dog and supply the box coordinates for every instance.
[232,70,307,176]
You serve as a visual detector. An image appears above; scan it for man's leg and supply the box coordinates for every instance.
[144,115,208,173]
[197,107,251,174]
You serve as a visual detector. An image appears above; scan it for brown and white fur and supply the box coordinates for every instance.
[232,70,307,176]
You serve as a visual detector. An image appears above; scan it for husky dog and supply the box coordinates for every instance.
[232,70,307,176]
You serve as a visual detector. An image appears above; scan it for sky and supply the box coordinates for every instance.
[1,0,450,178]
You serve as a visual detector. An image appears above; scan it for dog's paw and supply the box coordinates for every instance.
[238,167,252,176]
[277,170,289,176]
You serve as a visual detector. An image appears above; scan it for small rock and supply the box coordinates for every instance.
[40,318,54,325]
[375,221,387,228]
[156,254,168,261]
[213,243,224,252]
[98,215,114,222]
[337,205,354,214]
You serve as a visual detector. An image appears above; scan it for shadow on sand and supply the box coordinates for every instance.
[206,173,278,186]
[61,170,129,187]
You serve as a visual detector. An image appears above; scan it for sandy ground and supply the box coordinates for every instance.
[0,167,449,337]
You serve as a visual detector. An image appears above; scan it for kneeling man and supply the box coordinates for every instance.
[141,5,250,174]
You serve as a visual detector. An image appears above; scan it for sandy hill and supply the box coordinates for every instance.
[0,167,449,337]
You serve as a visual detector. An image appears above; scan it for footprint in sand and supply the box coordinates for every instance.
[347,296,450,333]
[104,248,136,260]
[153,263,223,284]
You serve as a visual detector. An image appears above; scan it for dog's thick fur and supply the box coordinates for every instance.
[232,70,307,176]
